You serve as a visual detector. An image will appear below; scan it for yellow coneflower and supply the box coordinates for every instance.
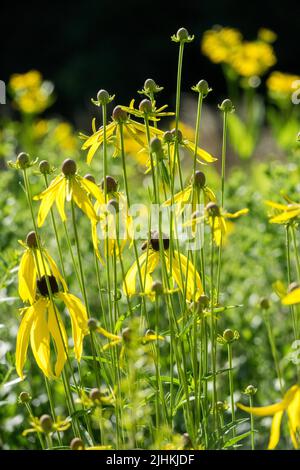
[163,171,216,217]
[123,231,203,301]
[184,202,249,246]
[23,414,71,437]
[238,385,300,449]
[33,159,104,226]
[96,325,164,366]
[265,197,300,224]
[81,105,162,164]
[86,175,133,260]
[18,231,67,305]
[146,128,216,175]
[16,274,88,379]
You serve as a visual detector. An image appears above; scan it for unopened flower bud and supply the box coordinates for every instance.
[171,128,183,143]
[288,282,300,292]
[88,317,98,331]
[150,137,162,153]
[223,329,235,342]
[182,432,192,449]
[206,202,220,217]
[217,401,229,412]
[139,99,152,114]
[163,131,173,143]
[260,297,270,310]
[97,89,110,105]
[101,175,118,193]
[26,231,37,248]
[62,159,76,176]
[219,99,235,113]
[17,152,30,169]
[40,414,53,433]
[107,199,119,213]
[70,437,84,450]
[112,106,127,123]
[89,388,102,402]
[192,80,211,97]
[244,385,257,396]
[122,327,132,343]
[198,294,209,309]
[194,171,206,188]
[177,27,189,41]
[144,79,156,93]
[19,391,31,403]
[151,280,164,295]
[84,173,96,184]
[39,160,50,175]
[145,329,155,337]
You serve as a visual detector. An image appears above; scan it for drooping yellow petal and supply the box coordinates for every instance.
[35,177,64,227]
[91,220,104,264]
[123,251,148,297]
[282,288,300,305]
[237,401,285,416]
[44,250,68,292]
[55,178,67,221]
[16,304,36,378]
[79,176,105,205]
[265,200,291,210]
[167,251,203,301]
[184,141,217,163]
[18,250,36,304]
[286,388,300,449]
[33,175,64,200]
[58,292,88,361]
[72,179,98,221]
[141,251,160,295]
[270,209,300,223]
[48,303,68,377]
[30,299,53,378]
[225,208,249,218]
[268,411,284,449]
[163,185,192,207]
[210,215,227,246]
[237,385,298,417]
[97,327,120,341]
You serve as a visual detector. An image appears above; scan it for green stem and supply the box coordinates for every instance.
[249,395,255,450]
[227,343,236,441]
[174,42,185,190]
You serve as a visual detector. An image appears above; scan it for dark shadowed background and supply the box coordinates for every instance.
[1,0,299,127]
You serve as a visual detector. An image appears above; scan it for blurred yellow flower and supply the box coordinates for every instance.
[265,198,300,224]
[201,27,242,64]
[33,120,49,139]
[230,41,276,77]
[258,28,277,43]
[9,70,53,114]
[267,71,300,97]
[53,122,78,151]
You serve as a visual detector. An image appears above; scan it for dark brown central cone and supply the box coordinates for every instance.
[37,275,59,297]
[149,230,169,251]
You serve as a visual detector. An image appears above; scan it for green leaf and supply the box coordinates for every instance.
[223,431,252,448]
